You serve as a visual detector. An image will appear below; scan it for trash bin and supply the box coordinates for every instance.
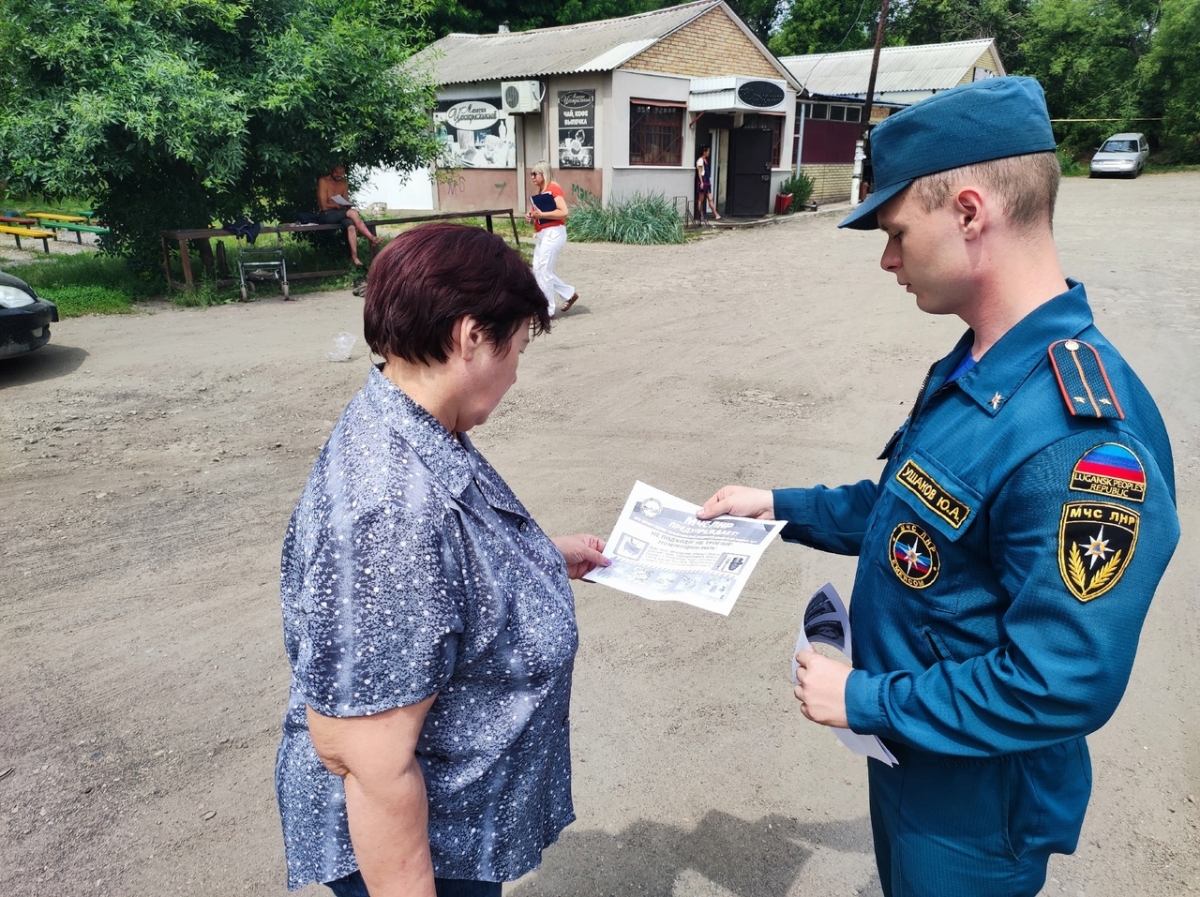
[774,193,794,215]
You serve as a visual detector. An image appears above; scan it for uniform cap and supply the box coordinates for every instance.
[839,76,1057,230]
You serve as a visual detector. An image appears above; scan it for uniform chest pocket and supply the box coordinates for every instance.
[873,451,984,614]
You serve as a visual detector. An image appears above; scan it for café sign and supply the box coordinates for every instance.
[445,100,500,130]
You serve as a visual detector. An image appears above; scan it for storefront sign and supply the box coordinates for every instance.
[558,89,595,169]
[737,80,785,109]
[444,100,500,130]
[435,98,515,169]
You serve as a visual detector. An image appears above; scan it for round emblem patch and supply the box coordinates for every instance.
[888,522,941,589]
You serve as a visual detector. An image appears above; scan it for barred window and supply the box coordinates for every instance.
[629,102,684,166]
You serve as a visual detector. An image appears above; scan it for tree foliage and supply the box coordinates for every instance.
[1019,0,1159,151]
[770,0,875,56]
[1138,0,1200,160]
[0,0,439,273]
[890,0,1031,70]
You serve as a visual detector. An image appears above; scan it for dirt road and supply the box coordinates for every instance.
[3,174,1198,897]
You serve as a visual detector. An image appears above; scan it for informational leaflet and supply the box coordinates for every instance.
[792,582,898,767]
[583,481,786,616]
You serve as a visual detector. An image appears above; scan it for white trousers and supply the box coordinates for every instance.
[532,225,574,316]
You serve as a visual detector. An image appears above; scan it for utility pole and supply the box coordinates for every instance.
[851,0,890,202]
[862,0,891,129]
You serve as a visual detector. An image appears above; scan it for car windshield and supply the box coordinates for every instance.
[1101,139,1138,153]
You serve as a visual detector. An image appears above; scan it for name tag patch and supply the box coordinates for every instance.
[1058,501,1139,602]
[895,459,971,529]
[889,522,941,589]
[1069,443,1146,503]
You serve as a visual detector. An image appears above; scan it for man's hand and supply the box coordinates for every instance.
[697,485,775,521]
[551,534,609,580]
[794,650,851,728]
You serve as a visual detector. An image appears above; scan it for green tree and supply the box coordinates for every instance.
[770,0,875,56]
[424,0,677,34]
[1019,0,1159,152]
[889,0,1030,70]
[725,0,785,42]
[1138,0,1200,160]
[0,0,439,273]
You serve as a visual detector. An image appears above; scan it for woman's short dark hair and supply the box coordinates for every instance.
[364,223,551,364]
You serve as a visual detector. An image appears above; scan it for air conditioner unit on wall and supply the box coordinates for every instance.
[501,81,544,114]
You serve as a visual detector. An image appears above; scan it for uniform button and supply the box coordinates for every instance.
[518,521,528,533]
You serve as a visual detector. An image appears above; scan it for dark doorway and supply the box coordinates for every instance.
[727,129,773,217]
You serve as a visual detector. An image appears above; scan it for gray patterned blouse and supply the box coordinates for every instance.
[275,366,578,890]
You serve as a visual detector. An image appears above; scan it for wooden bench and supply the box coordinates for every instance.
[48,222,111,244]
[0,215,39,227]
[0,225,56,252]
[160,209,521,292]
[29,212,88,224]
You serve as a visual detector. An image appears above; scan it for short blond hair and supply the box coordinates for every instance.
[909,151,1060,231]
[530,160,553,183]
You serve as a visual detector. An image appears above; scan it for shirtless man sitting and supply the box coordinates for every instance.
[317,165,382,266]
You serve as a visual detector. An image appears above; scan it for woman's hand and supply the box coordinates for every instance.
[551,534,609,579]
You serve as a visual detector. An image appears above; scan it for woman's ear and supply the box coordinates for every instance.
[455,316,486,362]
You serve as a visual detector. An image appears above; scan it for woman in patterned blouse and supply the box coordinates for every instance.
[275,223,609,897]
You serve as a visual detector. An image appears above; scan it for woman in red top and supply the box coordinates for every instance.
[526,161,578,316]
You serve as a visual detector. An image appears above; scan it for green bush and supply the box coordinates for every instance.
[777,171,815,210]
[1057,147,1087,177]
[35,284,132,317]
[568,188,684,245]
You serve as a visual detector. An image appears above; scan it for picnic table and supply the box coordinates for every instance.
[160,209,521,292]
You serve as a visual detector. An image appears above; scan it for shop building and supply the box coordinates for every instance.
[389,0,802,218]
[781,39,1005,204]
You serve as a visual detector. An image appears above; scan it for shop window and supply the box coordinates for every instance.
[630,102,684,165]
[846,106,862,123]
[830,105,846,122]
[811,103,828,120]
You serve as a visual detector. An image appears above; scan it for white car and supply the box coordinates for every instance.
[1089,132,1150,178]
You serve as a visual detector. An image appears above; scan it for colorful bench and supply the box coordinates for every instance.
[0,225,56,252]
[50,222,110,244]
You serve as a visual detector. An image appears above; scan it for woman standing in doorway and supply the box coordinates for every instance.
[526,161,578,316]
[696,146,721,223]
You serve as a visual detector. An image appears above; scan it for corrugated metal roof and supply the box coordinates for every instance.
[410,1,722,85]
[780,39,1003,102]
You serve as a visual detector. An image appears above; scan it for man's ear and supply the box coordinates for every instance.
[953,188,986,240]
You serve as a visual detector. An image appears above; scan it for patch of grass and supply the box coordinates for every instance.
[36,285,132,317]
[2,251,159,304]
[567,188,684,245]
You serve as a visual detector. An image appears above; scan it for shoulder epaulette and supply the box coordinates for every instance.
[1048,339,1125,420]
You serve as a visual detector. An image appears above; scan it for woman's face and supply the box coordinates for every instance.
[530,169,545,190]
[461,319,533,430]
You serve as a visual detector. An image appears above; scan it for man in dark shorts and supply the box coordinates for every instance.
[317,164,382,265]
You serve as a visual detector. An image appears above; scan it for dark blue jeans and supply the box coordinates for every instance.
[327,869,502,897]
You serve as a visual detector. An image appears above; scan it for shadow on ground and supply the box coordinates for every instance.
[0,343,89,388]
[510,810,881,897]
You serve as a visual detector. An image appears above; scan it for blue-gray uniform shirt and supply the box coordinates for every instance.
[276,367,578,890]
[775,282,1178,761]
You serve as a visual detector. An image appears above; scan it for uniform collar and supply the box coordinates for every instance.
[362,365,473,496]
[946,280,1093,417]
